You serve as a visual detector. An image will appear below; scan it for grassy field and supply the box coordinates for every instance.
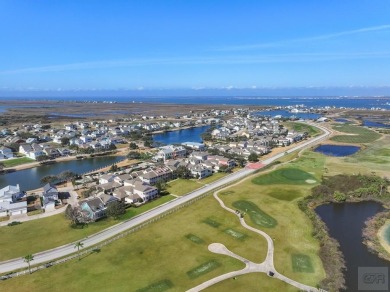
[166,173,230,196]
[233,200,278,228]
[220,157,326,287]
[197,172,228,185]
[252,168,317,185]
[331,124,381,143]
[3,157,35,167]
[205,273,299,292]
[166,179,201,196]
[0,195,176,261]
[284,121,321,137]
[1,195,267,291]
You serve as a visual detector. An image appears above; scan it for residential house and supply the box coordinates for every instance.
[79,197,106,221]
[0,184,27,216]
[0,146,14,159]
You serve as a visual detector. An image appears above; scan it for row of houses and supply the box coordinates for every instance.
[0,183,61,217]
[19,143,71,160]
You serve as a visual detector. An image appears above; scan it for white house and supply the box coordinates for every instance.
[0,184,27,216]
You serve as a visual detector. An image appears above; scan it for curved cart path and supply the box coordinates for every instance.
[187,171,325,292]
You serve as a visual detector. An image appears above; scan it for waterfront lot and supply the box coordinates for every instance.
[2,157,34,168]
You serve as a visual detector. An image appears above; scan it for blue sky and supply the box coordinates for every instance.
[1,0,390,95]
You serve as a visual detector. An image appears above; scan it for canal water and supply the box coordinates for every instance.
[0,156,125,191]
[152,125,210,145]
[316,202,389,291]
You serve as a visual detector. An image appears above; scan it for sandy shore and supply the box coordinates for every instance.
[378,220,390,255]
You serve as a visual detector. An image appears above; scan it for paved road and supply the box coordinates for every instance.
[0,123,330,274]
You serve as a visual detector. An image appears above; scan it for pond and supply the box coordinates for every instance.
[316,202,389,291]
[0,156,125,191]
[363,120,390,129]
[153,125,210,145]
[314,144,360,157]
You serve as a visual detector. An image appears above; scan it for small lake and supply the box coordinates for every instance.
[254,109,321,120]
[363,120,390,129]
[316,202,389,292]
[0,156,124,191]
[153,125,210,145]
[314,144,360,157]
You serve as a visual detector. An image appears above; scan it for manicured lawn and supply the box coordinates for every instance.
[197,172,228,185]
[216,150,328,287]
[0,195,176,261]
[292,254,314,273]
[331,124,381,143]
[0,213,115,261]
[166,178,200,196]
[3,157,35,167]
[120,195,176,220]
[233,200,277,228]
[252,168,316,185]
[205,272,298,292]
[1,195,266,291]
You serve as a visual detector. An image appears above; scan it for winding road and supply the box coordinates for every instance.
[0,123,331,277]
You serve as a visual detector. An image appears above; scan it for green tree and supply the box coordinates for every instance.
[108,143,117,150]
[155,179,167,193]
[127,151,141,160]
[144,140,152,148]
[40,175,58,184]
[333,191,346,202]
[248,152,259,162]
[23,254,34,274]
[0,161,5,173]
[106,201,126,219]
[129,142,138,149]
[59,170,78,181]
[74,241,84,261]
[109,164,118,172]
[174,166,191,179]
[61,137,70,146]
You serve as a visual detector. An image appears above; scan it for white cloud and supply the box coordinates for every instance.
[1,50,390,75]
[216,24,390,51]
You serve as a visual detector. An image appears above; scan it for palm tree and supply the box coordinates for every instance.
[23,254,34,274]
[74,241,84,261]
